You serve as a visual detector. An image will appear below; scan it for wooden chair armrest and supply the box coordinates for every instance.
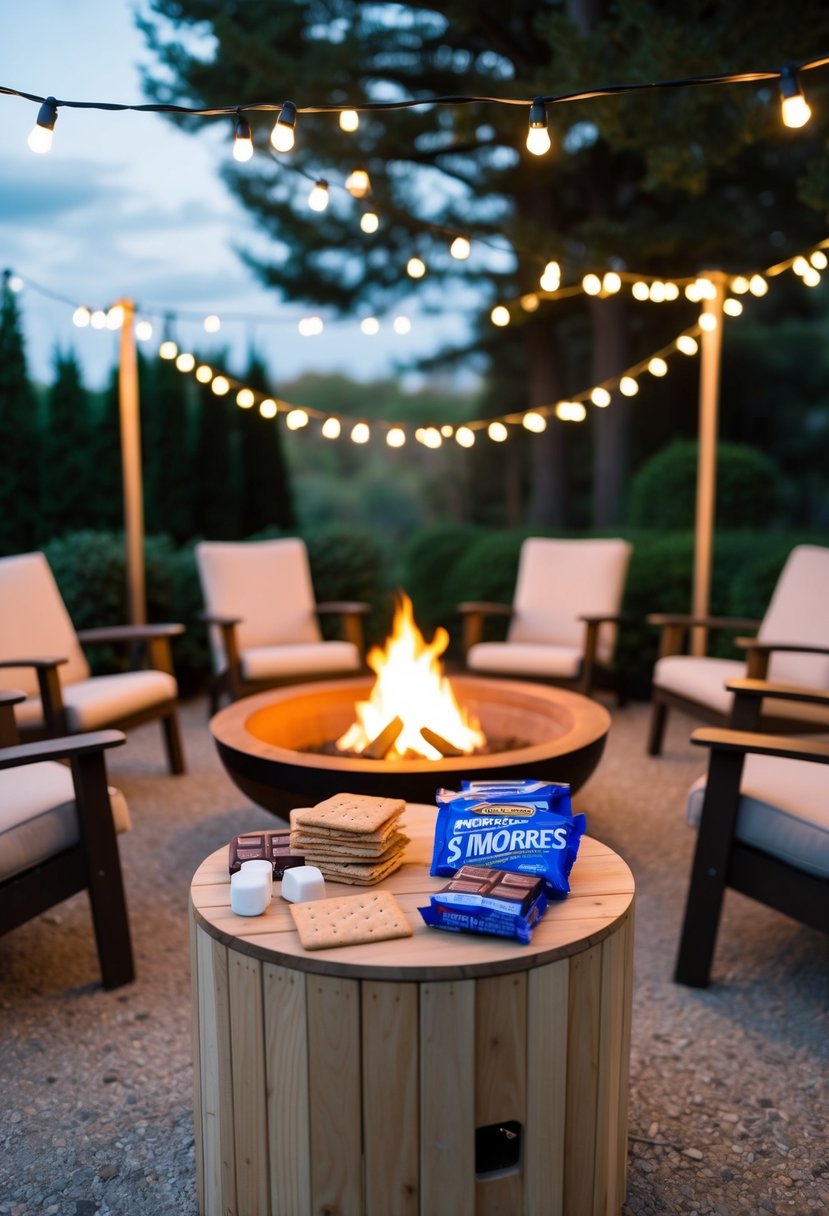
[315,602,370,655]
[0,656,68,670]
[579,613,632,626]
[726,677,829,706]
[691,725,829,765]
[0,728,127,769]
[198,610,243,627]
[0,658,68,734]
[0,690,27,707]
[457,601,514,617]
[457,602,513,656]
[77,623,185,644]
[647,613,760,630]
[734,638,829,657]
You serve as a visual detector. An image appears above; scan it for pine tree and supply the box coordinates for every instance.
[142,352,196,541]
[0,275,40,554]
[40,348,93,542]
[87,366,125,531]
[192,367,240,539]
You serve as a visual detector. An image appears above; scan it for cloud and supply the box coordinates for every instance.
[0,156,122,225]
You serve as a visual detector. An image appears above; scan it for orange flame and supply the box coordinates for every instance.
[336,593,485,760]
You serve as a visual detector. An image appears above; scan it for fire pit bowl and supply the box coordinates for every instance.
[210,675,610,816]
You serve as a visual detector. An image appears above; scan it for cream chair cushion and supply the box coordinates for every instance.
[14,671,179,732]
[467,537,632,675]
[654,546,829,723]
[687,752,829,879]
[196,538,360,677]
[0,763,131,882]
[0,552,90,695]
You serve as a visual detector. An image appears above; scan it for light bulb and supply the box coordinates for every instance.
[792,256,810,276]
[810,250,828,269]
[749,274,768,296]
[360,211,380,233]
[286,408,309,429]
[27,96,58,154]
[490,305,510,327]
[648,357,668,377]
[730,275,750,294]
[698,313,717,331]
[539,260,561,292]
[663,282,680,300]
[233,114,254,162]
[676,335,698,356]
[649,281,667,303]
[407,256,426,279]
[526,98,551,155]
[159,340,178,360]
[211,376,230,395]
[90,310,107,329]
[298,316,324,336]
[521,293,540,311]
[203,314,221,333]
[237,389,255,408]
[339,109,359,132]
[723,298,743,316]
[351,421,370,443]
[270,100,297,151]
[393,315,411,334]
[308,180,330,212]
[555,401,586,422]
[488,422,508,442]
[455,426,475,448]
[73,306,91,328]
[386,427,406,447]
[450,236,471,260]
[591,387,611,407]
[802,267,821,287]
[619,376,639,397]
[779,67,811,128]
[632,281,650,300]
[105,307,122,332]
[441,425,454,438]
[176,353,195,372]
[522,411,547,433]
[360,317,380,335]
[196,365,213,383]
[259,398,277,419]
[135,320,153,341]
[602,272,622,294]
[582,273,602,295]
[322,417,341,439]
[345,169,370,198]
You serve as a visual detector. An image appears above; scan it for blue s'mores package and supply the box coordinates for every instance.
[429,778,585,898]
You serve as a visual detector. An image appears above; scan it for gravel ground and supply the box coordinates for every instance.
[0,696,827,1215]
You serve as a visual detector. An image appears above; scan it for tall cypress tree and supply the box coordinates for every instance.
[0,274,40,554]
[238,352,296,536]
[142,352,196,541]
[192,367,240,538]
[86,365,125,531]
[40,348,93,542]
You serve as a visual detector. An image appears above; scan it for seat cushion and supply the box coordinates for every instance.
[241,641,361,681]
[0,762,130,882]
[687,753,829,879]
[654,655,829,726]
[18,670,179,733]
[465,641,582,680]
[0,552,91,696]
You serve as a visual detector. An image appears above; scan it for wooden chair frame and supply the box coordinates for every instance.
[0,622,186,774]
[675,678,829,988]
[0,690,134,990]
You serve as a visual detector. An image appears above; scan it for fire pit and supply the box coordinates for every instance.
[210,674,610,816]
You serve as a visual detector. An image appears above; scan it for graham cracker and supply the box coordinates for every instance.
[291,830,410,861]
[293,792,405,835]
[290,889,412,950]
[314,851,406,886]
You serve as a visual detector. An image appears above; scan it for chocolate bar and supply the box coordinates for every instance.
[228,830,305,879]
[419,863,548,944]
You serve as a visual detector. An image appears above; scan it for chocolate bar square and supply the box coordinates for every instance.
[228,830,305,878]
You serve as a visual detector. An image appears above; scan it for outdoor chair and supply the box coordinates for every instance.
[458,537,632,700]
[195,537,369,710]
[647,543,829,755]
[0,690,134,990]
[0,551,186,774]
[675,678,829,988]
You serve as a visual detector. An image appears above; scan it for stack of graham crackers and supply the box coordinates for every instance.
[289,792,409,885]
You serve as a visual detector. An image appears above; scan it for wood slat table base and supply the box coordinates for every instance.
[190,806,635,1216]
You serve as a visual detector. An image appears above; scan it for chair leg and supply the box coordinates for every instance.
[674,748,744,988]
[73,750,135,990]
[647,697,668,755]
[161,710,186,775]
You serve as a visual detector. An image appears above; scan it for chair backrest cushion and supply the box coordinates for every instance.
[759,545,829,687]
[507,538,632,662]
[0,553,90,697]
[196,539,323,669]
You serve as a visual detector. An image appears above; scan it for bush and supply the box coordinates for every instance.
[627,439,782,530]
[402,524,485,641]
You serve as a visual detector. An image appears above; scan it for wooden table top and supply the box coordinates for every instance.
[191,804,635,982]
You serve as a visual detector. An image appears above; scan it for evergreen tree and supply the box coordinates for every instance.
[142,1,829,526]
[0,274,40,554]
[238,351,296,535]
[192,368,240,538]
[40,348,93,542]
[86,366,127,531]
[142,352,196,541]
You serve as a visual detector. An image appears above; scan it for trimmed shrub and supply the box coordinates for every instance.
[627,439,782,530]
[402,524,485,640]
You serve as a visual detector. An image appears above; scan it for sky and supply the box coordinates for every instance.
[0,0,472,392]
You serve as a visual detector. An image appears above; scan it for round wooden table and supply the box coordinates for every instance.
[190,805,635,1216]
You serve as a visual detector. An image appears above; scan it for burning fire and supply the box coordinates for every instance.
[336,593,485,760]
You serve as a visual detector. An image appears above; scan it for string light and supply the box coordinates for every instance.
[321,417,341,438]
[555,401,587,422]
[602,272,622,294]
[698,313,718,331]
[286,407,309,429]
[212,375,230,395]
[392,315,411,334]
[521,292,540,311]
[270,100,297,152]
[159,340,178,359]
[345,168,370,198]
[582,273,602,296]
[779,66,812,128]
[488,422,508,442]
[386,427,406,447]
[632,281,650,301]
[455,426,476,447]
[730,275,750,294]
[259,398,277,418]
[810,250,828,269]
[490,305,510,326]
[232,112,254,162]
[360,317,380,335]
[308,180,330,212]
[339,109,359,132]
[195,364,213,383]
[298,316,324,336]
[722,297,744,316]
[27,96,57,154]
[203,314,221,333]
[539,261,560,292]
[450,236,471,260]
[236,388,255,408]
[176,352,195,372]
[351,421,370,443]
[619,376,639,396]
[647,356,668,377]
[748,274,768,296]
[522,411,547,433]
[73,306,91,327]
[526,98,551,156]
[591,387,611,407]
[135,320,153,341]
[360,210,380,233]
[676,335,699,355]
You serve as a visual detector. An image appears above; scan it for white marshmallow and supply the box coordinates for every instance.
[281,865,326,903]
[230,863,272,916]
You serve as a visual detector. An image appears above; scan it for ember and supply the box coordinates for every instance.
[335,593,485,760]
